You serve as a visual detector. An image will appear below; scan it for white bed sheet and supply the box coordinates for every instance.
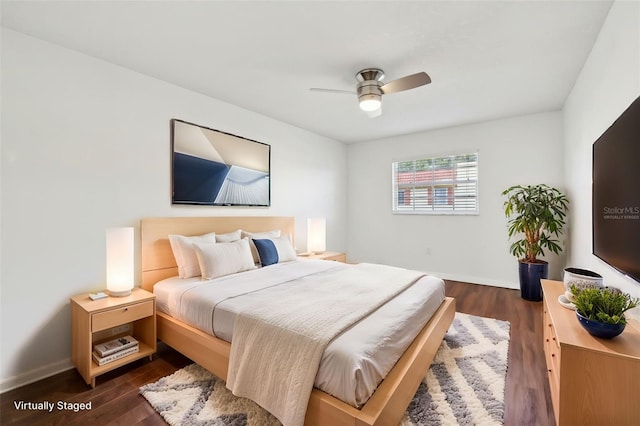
[153,259,445,407]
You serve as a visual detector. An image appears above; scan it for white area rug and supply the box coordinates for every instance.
[140,312,510,426]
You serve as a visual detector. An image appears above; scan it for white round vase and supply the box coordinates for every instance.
[563,267,604,301]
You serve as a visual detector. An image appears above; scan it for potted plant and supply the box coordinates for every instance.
[571,285,639,338]
[502,184,569,301]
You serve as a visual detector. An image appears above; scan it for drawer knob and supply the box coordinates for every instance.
[124,307,128,311]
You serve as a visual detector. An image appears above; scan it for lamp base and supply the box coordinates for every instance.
[108,289,132,297]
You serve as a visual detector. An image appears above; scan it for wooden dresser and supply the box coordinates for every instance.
[541,280,640,425]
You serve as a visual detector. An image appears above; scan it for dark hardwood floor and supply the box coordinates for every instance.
[1,281,555,425]
[446,281,555,426]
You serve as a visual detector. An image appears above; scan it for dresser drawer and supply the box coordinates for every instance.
[543,305,561,392]
[92,300,154,332]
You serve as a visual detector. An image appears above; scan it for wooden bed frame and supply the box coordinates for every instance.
[140,216,455,426]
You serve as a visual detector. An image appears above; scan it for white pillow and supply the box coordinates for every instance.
[193,238,256,280]
[168,232,216,278]
[241,229,281,263]
[215,229,242,243]
[252,235,297,266]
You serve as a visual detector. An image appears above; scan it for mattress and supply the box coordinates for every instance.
[153,259,445,407]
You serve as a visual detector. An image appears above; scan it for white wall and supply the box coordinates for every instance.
[347,111,565,289]
[0,28,347,391]
[563,0,640,318]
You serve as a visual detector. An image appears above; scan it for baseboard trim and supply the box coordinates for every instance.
[0,359,74,394]
[429,271,519,290]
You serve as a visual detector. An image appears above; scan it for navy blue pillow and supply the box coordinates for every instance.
[253,238,279,266]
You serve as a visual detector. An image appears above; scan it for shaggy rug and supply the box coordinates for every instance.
[140,312,510,426]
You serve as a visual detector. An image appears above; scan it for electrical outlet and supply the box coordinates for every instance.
[111,324,132,335]
[425,247,432,255]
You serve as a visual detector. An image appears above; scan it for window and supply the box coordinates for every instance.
[392,152,479,214]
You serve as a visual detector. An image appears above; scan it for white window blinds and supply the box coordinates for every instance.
[392,152,479,214]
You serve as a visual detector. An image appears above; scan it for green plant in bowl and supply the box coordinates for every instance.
[570,285,639,338]
[571,286,639,324]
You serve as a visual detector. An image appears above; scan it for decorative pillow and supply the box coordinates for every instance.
[215,229,242,243]
[193,238,255,280]
[241,229,281,263]
[168,232,216,278]
[253,236,297,267]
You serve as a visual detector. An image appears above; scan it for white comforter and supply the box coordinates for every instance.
[227,262,426,426]
[153,260,445,408]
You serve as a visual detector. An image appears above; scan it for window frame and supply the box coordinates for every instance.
[391,151,479,215]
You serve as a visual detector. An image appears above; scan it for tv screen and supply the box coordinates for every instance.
[171,119,271,206]
[592,95,640,283]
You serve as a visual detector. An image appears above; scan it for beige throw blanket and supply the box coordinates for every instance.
[226,263,425,426]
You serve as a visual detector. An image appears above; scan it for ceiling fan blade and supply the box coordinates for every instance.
[309,88,356,95]
[380,72,431,94]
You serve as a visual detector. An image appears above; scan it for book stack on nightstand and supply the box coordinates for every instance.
[92,335,139,366]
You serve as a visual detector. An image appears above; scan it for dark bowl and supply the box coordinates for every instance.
[576,311,625,339]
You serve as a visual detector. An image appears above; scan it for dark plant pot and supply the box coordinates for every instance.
[518,260,548,301]
[576,311,625,339]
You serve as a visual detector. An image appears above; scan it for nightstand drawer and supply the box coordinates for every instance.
[323,253,346,262]
[92,300,154,332]
[301,251,347,263]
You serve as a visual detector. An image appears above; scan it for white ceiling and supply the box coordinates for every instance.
[1,1,613,143]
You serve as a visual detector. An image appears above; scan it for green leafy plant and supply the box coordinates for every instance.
[502,184,569,263]
[571,286,639,325]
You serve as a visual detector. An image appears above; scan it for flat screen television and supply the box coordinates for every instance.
[592,95,640,283]
[171,119,271,206]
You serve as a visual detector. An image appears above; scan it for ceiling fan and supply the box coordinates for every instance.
[310,68,431,117]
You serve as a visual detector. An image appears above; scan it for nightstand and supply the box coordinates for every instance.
[70,288,156,387]
[302,251,347,262]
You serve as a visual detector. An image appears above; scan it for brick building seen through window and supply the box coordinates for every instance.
[392,153,478,214]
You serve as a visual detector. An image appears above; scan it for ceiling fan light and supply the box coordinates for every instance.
[359,94,381,112]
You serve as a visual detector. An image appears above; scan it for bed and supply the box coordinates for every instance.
[141,216,455,426]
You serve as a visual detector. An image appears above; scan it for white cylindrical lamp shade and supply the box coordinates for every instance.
[106,227,134,297]
[307,218,326,254]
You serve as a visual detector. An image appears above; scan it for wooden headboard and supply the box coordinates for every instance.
[140,216,295,291]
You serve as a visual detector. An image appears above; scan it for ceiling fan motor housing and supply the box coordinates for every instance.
[356,68,385,82]
[356,68,384,110]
